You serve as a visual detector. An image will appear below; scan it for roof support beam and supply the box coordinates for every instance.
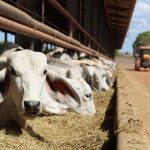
[107,5,131,11]
[108,13,129,19]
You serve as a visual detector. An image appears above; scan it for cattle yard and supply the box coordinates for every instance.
[0,66,149,150]
[0,0,140,150]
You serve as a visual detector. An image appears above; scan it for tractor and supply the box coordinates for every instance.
[134,43,150,71]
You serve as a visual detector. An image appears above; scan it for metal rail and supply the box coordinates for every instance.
[0,0,111,59]
[47,0,107,52]
[0,16,112,59]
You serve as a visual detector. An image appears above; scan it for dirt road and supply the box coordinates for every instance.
[116,54,150,146]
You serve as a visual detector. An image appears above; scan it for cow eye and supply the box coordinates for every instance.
[43,69,47,75]
[11,67,18,76]
[85,94,91,98]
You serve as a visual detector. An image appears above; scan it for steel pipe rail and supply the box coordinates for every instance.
[0,16,105,57]
[47,0,107,52]
[0,0,109,59]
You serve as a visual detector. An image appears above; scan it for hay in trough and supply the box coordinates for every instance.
[0,82,116,150]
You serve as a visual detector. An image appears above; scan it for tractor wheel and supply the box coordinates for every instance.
[135,59,141,71]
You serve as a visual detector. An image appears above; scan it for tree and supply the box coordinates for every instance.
[0,41,4,49]
[133,31,150,49]
[115,49,120,56]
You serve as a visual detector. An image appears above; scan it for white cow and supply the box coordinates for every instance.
[64,59,114,88]
[0,50,48,128]
[0,50,74,128]
[0,44,96,128]
[54,60,110,91]
[84,65,109,91]
[46,65,96,116]
[45,47,71,60]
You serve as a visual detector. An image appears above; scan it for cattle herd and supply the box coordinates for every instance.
[0,42,116,128]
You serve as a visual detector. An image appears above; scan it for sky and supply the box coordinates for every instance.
[121,0,150,53]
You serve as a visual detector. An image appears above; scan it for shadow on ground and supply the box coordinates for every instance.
[101,79,117,150]
[125,68,150,72]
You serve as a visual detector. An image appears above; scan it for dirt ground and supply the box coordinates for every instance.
[116,54,150,148]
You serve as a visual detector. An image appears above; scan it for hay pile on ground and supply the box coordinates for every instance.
[0,87,116,150]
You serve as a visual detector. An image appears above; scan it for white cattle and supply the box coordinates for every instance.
[72,52,79,60]
[84,65,109,91]
[65,59,114,87]
[0,44,96,128]
[46,65,96,116]
[0,50,48,128]
[97,57,116,72]
[58,59,110,91]
[52,51,70,60]
[45,47,71,60]
[63,77,96,116]
[0,50,80,128]
[79,52,86,60]
[48,60,93,87]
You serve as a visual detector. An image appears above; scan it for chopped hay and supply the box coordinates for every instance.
[0,84,116,150]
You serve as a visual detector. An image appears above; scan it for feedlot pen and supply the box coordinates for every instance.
[0,77,117,150]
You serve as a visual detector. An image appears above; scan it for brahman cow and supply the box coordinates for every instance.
[0,50,48,128]
[50,59,110,91]
[0,43,96,128]
[64,59,114,88]
[46,65,96,115]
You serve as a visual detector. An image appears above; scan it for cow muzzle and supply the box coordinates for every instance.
[24,100,40,117]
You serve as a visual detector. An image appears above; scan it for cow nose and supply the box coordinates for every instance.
[24,101,40,111]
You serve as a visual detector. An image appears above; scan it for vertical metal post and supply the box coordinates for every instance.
[79,0,82,25]
[84,0,92,46]
[67,0,78,39]
[41,0,45,51]
[42,0,45,24]
[5,32,7,42]
[88,40,91,48]
[68,20,73,38]
[16,0,42,51]
[92,0,99,50]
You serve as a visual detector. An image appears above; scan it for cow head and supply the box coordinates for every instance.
[98,68,109,91]
[45,69,96,116]
[74,78,96,116]
[64,73,96,116]
[0,50,47,119]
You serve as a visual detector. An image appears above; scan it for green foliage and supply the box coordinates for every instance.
[133,31,150,49]
[125,51,130,55]
[115,49,120,56]
[0,41,5,50]
[0,41,4,46]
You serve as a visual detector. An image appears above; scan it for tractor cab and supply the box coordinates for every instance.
[134,44,150,71]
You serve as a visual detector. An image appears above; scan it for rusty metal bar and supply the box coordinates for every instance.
[0,16,113,59]
[47,0,106,52]
[68,20,73,37]
[0,0,110,59]
[41,0,45,23]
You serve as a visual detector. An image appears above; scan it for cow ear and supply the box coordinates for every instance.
[46,71,80,104]
[45,53,53,63]
[0,70,9,101]
[0,57,8,71]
